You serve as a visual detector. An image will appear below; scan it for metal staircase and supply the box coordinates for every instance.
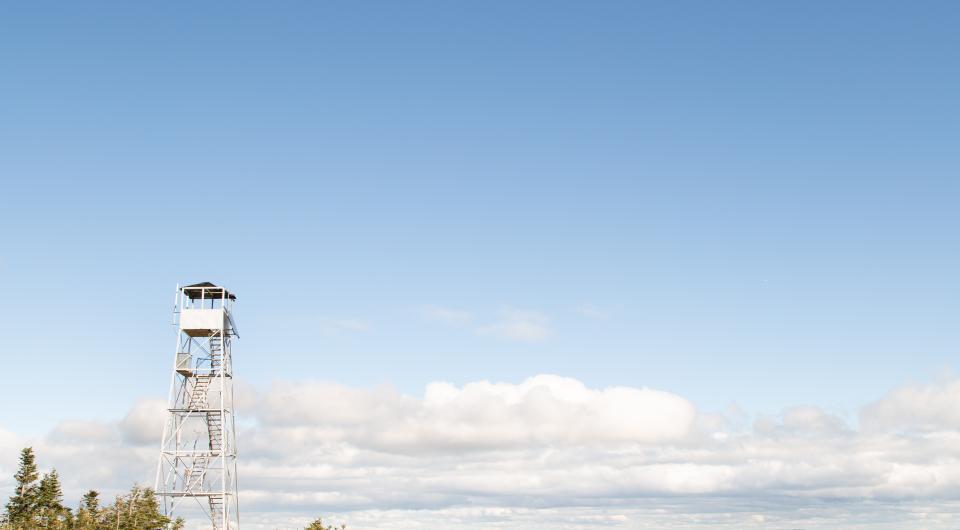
[209,496,224,530]
[189,376,211,409]
[205,336,226,529]
[207,412,223,451]
[184,454,208,491]
[210,336,223,375]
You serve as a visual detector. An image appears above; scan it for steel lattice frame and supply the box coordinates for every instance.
[156,284,240,530]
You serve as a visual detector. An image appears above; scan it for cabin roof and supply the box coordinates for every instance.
[182,282,236,301]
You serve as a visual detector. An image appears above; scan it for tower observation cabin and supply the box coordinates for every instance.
[179,282,238,337]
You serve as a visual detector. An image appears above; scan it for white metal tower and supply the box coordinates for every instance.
[156,282,240,530]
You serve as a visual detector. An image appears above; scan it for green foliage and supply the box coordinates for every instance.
[305,517,345,530]
[36,470,71,529]
[101,486,180,530]
[3,447,323,530]
[73,492,100,530]
[2,449,184,530]
[4,447,41,528]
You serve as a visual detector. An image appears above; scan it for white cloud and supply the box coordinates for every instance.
[753,406,850,438]
[48,420,116,444]
[120,399,167,445]
[263,375,692,450]
[477,308,550,342]
[9,375,960,529]
[860,378,960,433]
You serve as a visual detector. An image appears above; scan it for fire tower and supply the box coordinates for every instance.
[156,282,240,530]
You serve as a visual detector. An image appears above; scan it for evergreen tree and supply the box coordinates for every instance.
[74,491,101,530]
[79,491,99,513]
[5,447,40,528]
[35,470,70,529]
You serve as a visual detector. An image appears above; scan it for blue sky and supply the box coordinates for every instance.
[2,0,959,437]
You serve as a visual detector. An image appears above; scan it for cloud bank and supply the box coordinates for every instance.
[3,375,960,529]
